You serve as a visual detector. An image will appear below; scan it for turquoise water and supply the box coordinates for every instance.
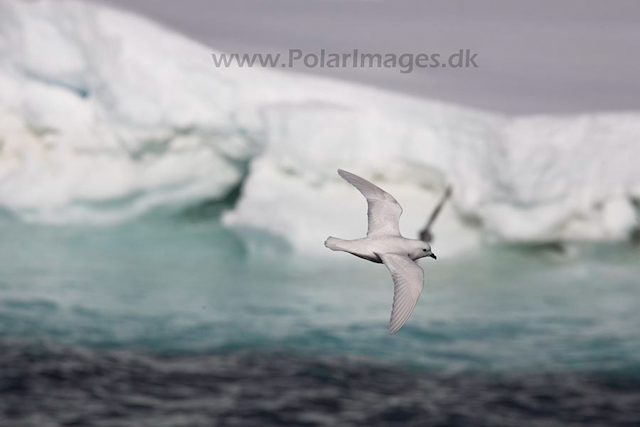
[1,219,640,374]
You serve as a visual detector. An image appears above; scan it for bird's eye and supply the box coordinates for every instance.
[423,249,427,252]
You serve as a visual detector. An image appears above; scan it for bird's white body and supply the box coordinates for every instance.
[325,236,430,264]
[325,169,437,335]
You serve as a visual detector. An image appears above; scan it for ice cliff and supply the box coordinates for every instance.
[0,0,638,255]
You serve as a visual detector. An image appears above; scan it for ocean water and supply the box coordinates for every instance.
[1,218,640,426]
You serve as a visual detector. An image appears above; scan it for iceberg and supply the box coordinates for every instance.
[0,0,638,255]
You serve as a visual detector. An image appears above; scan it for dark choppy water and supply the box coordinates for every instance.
[2,339,640,427]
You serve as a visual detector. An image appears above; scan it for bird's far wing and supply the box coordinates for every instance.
[338,169,403,237]
[378,253,424,335]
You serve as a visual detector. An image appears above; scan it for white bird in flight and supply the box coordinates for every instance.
[325,169,437,335]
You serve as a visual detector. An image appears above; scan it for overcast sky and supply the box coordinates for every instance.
[93,0,640,114]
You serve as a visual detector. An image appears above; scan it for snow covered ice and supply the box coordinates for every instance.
[0,0,639,255]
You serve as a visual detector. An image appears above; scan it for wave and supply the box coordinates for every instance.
[3,338,640,427]
[0,1,639,254]
[3,339,640,427]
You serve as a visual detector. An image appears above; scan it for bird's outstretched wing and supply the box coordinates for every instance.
[377,253,424,335]
[338,169,403,237]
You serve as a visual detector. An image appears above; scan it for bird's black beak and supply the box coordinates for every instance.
[429,253,437,260]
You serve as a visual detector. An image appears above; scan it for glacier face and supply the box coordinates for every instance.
[0,0,638,253]
[0,0,265,223]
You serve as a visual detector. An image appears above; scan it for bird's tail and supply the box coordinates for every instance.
[324,236,348,252]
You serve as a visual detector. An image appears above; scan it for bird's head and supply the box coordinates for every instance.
[413,241,436,260]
